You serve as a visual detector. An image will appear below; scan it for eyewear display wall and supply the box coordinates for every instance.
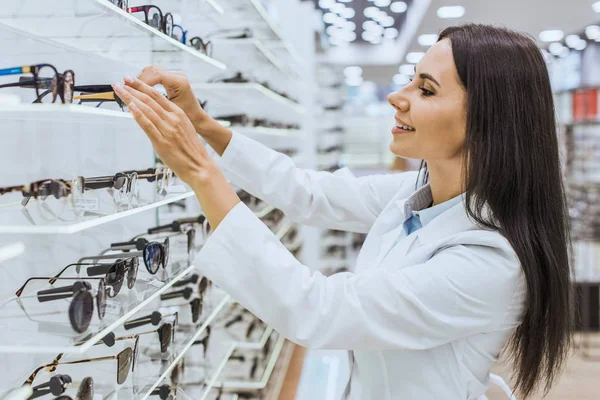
[0,0,306,397]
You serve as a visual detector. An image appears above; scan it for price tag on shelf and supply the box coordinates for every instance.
[69,197,100,212]
[105,300,121,316]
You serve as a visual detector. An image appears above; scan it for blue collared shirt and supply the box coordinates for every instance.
[402,187,465,235]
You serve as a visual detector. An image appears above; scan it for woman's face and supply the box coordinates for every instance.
[387,38,467,162]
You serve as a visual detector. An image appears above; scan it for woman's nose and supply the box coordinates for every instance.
[387,90,409,112]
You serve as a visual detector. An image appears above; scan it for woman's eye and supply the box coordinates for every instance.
[419,87,434,97]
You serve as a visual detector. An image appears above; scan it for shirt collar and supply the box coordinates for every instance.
[402,183,466,227]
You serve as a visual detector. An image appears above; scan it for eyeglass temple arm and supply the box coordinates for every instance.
[49,263,107,284]
[160,287,192,301]
[111,238,146,250]
[15,277,80,297]
[76,252,142,264]
[124,315,154,330]
[171,274,199,288]
[37,284,78,303]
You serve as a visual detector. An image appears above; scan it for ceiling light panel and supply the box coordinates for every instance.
[315,0,413,45]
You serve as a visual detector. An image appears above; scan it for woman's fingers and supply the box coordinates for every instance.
[123,76,176,113]
[113,83,170,122]
[113,83,169,130]
[129,100,164,144]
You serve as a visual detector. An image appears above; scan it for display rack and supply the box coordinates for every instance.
[0,0,315,396]
[0,192,195,234]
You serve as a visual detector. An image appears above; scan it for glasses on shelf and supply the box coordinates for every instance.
[191,325,211,356]
[49,257,139,298]
[96,315,177,354]
[189,37,213,56]
[164,274,209,322]
[77,236,169,275]
[172,24,188,44]
[28,375,94,400]
[0,63,75,104]
[15,277,108,332]
[108,0,128,9]
[25,342,138,385]
[150,384,177,400]
[215,113,299,130]
[128,5,173,36]
[15,278,109,333]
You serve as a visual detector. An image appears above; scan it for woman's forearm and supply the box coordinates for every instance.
[192,113,234,157]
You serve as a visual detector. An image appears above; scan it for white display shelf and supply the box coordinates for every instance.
[0,0,227,83]
[320,258,348,269]
[0,104,134,124]
[230,126,304,149]
[194,83,305,123]
[318,151,343,167]
[0,242,25,265]
[254,205,276,219]
[0,265,195,354]
[211,38,298,79]
[275,222,295,241]
[0,192,195,234]
[213,335,285,389]
[322,236,350,247]
[138,295,231,400]
[198,343,238,400]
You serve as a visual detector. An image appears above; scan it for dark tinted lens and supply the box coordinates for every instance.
[159,324,173,353]
[191,298,201,323]
[163,237,170,267]
[187,229,196,254]
[127,257,138,289]
[69,291,93,333]
[37,65,57,103]
[198,277,208,293]
[97,280,107,319]
[117,347,133,385]
[144,242,162,274]
[106,262,125,297]
[164,13,174,36]
[113,175,126,190]
[77,377,94,400]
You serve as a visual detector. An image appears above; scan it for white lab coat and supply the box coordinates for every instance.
[198,131,527,399]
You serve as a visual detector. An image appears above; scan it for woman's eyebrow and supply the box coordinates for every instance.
[413,66,441,88]
[419,73,441,88]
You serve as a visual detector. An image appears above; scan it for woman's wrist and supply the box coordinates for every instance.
[192,116,233,156]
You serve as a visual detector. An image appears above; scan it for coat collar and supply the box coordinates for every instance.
[393,183,493,246]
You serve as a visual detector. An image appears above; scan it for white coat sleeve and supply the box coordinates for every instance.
[197,202,525,350]
[206,130,418,233]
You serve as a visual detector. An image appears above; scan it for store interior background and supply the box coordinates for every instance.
[0,0,598,399]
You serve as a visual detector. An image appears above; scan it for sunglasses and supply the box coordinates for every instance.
[49,257,139,297]
[28,375,93,400]
[0,64,75,104]
[24,343,138,386]
[96,316,177,354]
[161,275,208,305]
[15,278,109,333]
[76,237,169,275]
[128,5,173,36]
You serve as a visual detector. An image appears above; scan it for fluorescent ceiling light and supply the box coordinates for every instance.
[393,74,411,85]
[373,10,389,22]
[565,34,581,48]
[369,36,383,44]
[593,1,600,12]
[585,25,600,40]
[548,42,564,56]
[326,25,337,35]
[384,27,399,39]
[574,40,587,51]
[339,0,353,2]
[344,66,363,77]
[345,20,356,30]
[539,30,564,42]
[323,12,337,24]
[381,16,395,27]
[390,1,407,13]
[345,75,364,86]
[437,6,465,19]
[342,8,355,18]
[418,33,438,46]
[331,3,346,13]
[406,52,425,63]
[399,64,415,75]
[363,20,379,31]
[318,0,335,9]
[374,0,391,7]
[333,16,347,26]
[364,6,379,17]
[366,24,384,35]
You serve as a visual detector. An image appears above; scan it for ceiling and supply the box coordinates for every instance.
[319,0,600,84]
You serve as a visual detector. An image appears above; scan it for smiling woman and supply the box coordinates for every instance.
[118,23,571,400]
